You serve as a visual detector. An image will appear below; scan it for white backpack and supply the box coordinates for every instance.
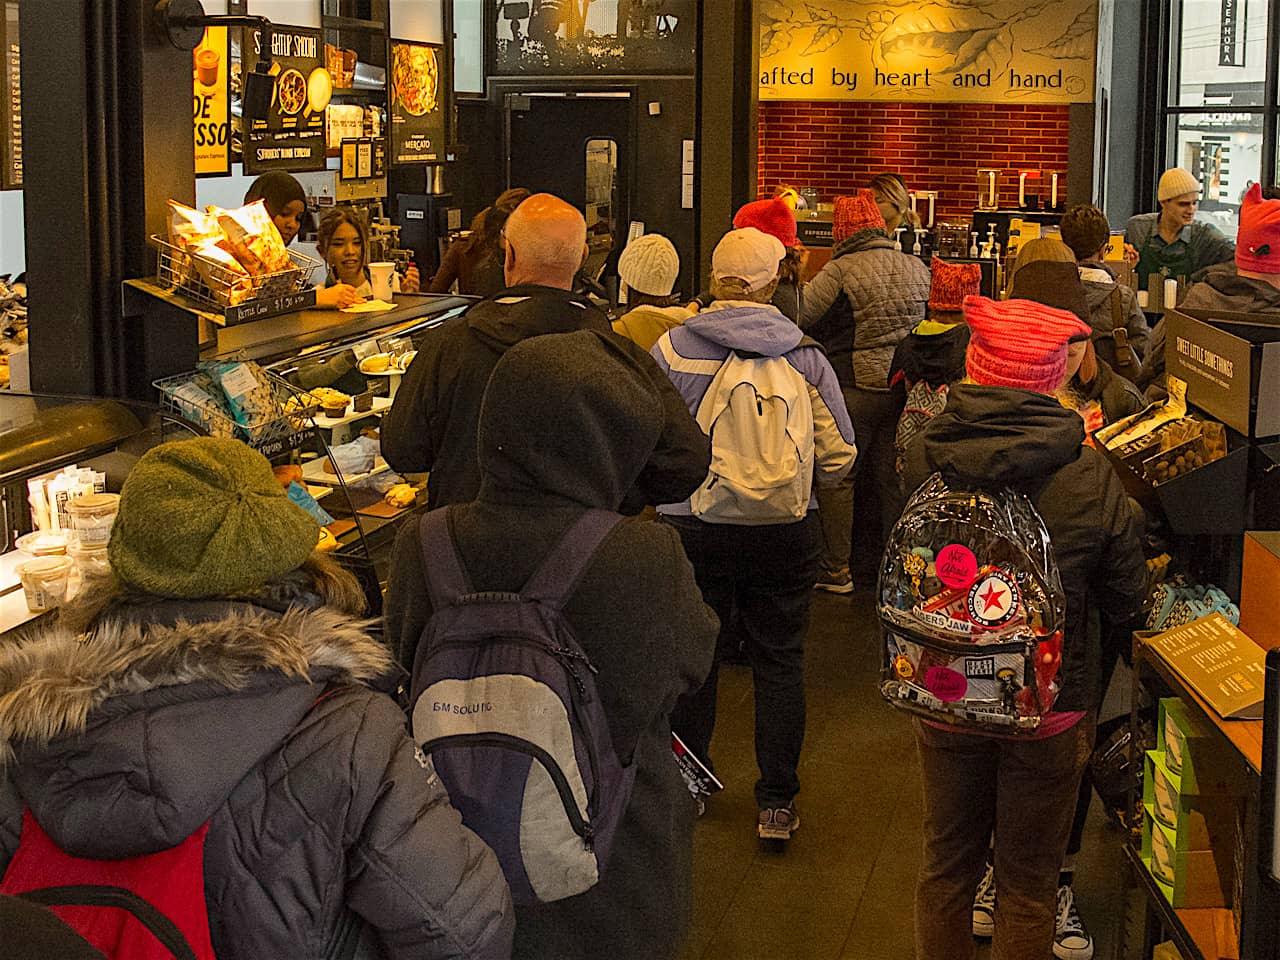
[690,351,814,524]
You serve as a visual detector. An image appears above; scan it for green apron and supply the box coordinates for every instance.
[1135,234,1194,289]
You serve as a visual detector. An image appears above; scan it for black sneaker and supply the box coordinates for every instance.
[1053,885,1094,960]
[757,806,800,841]
[972,862,995,938]
[814,570,854,594]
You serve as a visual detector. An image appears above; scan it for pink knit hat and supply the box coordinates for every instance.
[963,295,1092,394]
[734,198,799,248]
[832,189,886,243]
[1236,182,1280,273]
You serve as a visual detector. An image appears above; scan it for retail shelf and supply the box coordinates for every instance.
[1124,820,1217,960]
[300,454,391,488]
[309,395,391,429]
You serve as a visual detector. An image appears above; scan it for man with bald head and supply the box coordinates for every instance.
[384,192,709,512]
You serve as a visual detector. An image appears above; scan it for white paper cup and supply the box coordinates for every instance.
[18,556,73,613]
[368,262,395,302]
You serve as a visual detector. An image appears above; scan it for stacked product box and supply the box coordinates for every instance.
[1141,698,1244,910]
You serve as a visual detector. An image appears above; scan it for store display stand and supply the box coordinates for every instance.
[1125,631,1280,960]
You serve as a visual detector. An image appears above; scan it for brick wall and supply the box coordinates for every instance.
[757,101,1071,224]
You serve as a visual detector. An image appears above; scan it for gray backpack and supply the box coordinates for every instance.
[409,507,636,904]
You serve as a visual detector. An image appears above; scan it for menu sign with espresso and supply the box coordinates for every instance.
[244,25,328,174]
[193,27,230,176]
[389,40,446,164]
[1,1,20,190]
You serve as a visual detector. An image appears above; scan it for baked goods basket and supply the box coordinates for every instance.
[154,366,322,458]
[151,235,322,319]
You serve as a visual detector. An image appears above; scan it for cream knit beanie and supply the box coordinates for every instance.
[1158,168,1201,202]
[618,234,680,297]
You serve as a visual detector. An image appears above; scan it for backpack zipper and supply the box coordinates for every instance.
[422,731,595,849]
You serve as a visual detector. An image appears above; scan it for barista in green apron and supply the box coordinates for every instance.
[1124,168,1234,289]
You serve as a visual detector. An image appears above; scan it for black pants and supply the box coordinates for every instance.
[664,513,822,808]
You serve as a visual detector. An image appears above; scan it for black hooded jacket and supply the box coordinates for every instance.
[382,283,710,512]
[385,329,718,960]
[902,385,1146,714]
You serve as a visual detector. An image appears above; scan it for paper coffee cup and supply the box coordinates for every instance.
[368,262,395,302]
[18,556,73,613]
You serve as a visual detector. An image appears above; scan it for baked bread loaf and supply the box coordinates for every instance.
[273,464,303,487]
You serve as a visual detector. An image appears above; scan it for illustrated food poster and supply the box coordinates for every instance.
[758,0,1098,103]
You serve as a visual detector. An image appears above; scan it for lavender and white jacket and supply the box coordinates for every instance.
[650,300,858,518]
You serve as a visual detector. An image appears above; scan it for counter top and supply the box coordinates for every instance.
[124,278,470,364]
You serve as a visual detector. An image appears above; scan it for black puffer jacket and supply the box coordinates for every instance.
[386,330,718,960]
[383,283,709,513]
[902,385,1146,713]
[0,587,513,959]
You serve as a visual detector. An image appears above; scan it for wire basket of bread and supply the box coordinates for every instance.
[155,199,322,309]
[155,361,319,454]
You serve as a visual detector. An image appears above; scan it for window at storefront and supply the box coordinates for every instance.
[1163,0,1270,232]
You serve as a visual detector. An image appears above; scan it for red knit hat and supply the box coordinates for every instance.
[1236,182,1280,273]
[928,257,982,311]
[734,198,799,248]
[963,295,1092,394]
[832,189,886,243]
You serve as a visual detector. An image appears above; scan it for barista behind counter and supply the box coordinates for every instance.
[244,173,420,309]
[1124,167,1235,289]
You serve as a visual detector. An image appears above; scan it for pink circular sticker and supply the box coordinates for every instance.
[936,544,978,589]
[923,666,968,703]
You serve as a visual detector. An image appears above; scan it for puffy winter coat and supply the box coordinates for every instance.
[800,231,930,390]
[382,283,709,513]
[0,584,513,960]
[902,385,1146,714]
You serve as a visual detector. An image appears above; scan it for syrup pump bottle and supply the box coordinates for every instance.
[969,232,979,257]
[894,225,906,252]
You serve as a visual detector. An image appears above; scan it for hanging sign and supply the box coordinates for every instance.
[1,1,20,190]
[389,40,446,164]
[758,0,1097,104]
[244,25,328,174]
[193,27,231,176]
[1220,0,1244,67]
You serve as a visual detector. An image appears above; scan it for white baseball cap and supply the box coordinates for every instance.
[711,227,786,293]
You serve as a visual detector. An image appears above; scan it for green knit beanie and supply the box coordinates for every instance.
[109,437,319,599]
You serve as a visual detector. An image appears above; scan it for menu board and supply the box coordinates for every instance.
[389,40,446,165]
[1,1,20,190]
[193,27,231,176]
[1151,613,1267,720]
[244,25,327,174]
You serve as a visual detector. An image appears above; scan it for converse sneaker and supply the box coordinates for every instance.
[972,862,996,938]
[814,570,854,595]
[757,806,800,841]
[1053,884,1094,960]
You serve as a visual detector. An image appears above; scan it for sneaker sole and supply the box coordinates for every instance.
[814,581,854,595]
[1053,941,1094,960]
[972,914,994,939]
[757,817,800,841]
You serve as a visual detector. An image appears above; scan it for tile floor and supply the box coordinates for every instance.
[679,588,1130,960]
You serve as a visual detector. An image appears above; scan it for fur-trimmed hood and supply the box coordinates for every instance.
[0,600,393,859]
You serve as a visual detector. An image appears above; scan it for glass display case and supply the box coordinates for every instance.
[0,393,200,637]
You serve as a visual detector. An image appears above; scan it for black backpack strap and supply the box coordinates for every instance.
[417,507,473,609]
[18,885,197,960]
[521,509,622,611]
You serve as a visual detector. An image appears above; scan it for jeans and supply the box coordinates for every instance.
[664,513,822,808]
[815,385,899,576]
[914,716,1095,960]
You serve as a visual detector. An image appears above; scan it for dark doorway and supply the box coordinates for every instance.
[505,92,632,285]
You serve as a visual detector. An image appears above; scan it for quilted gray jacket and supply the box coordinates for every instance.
[0,588,513,960]
[801,231,930,391]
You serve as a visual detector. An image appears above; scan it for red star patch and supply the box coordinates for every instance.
[978,582,1007,614]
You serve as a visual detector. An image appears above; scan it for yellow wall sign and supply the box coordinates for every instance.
[759,0,1097,104]
[193,27,230,176]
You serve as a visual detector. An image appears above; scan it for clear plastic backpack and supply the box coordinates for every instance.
[878,472,1066,734]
